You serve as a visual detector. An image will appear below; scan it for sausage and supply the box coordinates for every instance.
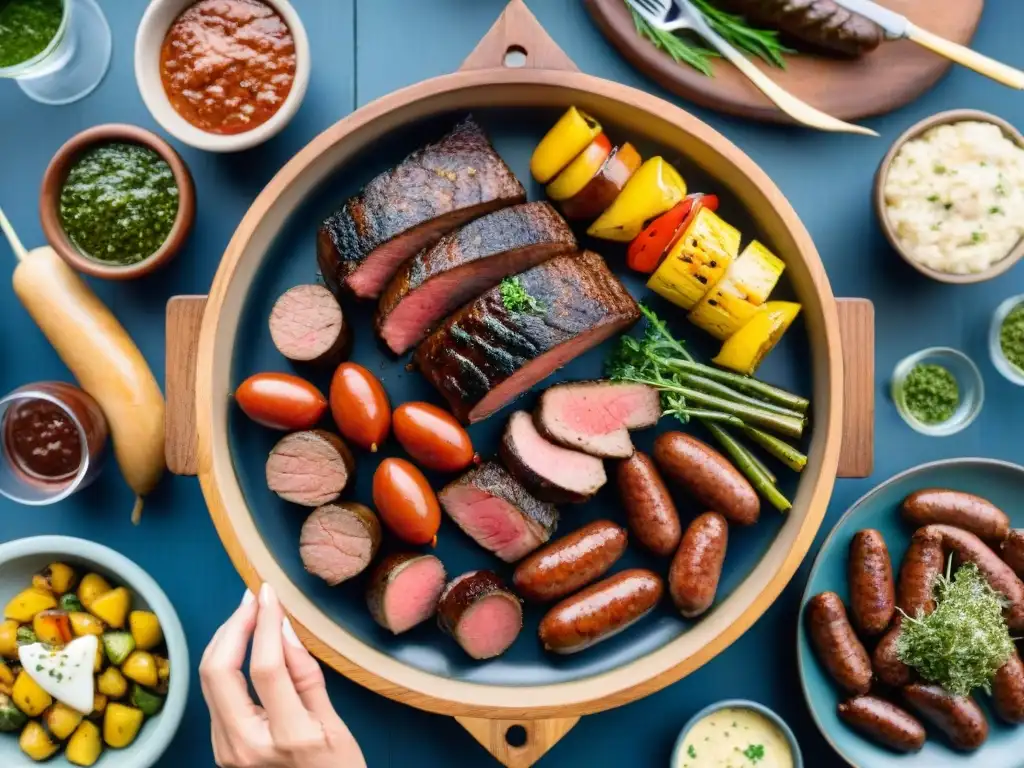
[925,524,1024,631]
[902,683,988,751]
[669,512,728,617]
[513,520,627,602]
[652,432,760,526]
[269,284,351,367]
[992,649,1024,723]
[1001,529,1024,580]
[616,452,681,556]
[805,592,872,695]
[873,619,912,688]
[12,245,165,523]
[848,529,895,637]
[538,569,663,654]
[902,489,1010,545]
[837,695,926,753]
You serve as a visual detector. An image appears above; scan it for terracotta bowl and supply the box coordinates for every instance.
[39,124,195,280]
[874,109,1024,285]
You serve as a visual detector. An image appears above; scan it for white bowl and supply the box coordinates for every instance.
[134,0,310,153]
[0,537,188,767]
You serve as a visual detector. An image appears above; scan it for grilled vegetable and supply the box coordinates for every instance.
[69,612,104,638]
[12,670,53,716]
[121,651,158,688]
[43,701,84,741]
[89,694,107,721]
[728,241,785,305]
[531,107,602,183]
[60,594,85,614]
[100,632,135,667]
[16,626,37,647]
[32,563,77,596]
[97,667,128,699]
[4,588,58,623]
[546,133,612,200]
[588,157,687,241]
[647,207,741,310]
[559,143,641,220]
[688,279,766,341]
[713,301,802,374]
[102,703,143,748]
[0,621,18,659]
[128,612,162,652]
[19,720,59,761]
[129,684,163,717]
[626,194,718,274]
[32,610,73,646]
[88,588,130,630]
[154,656,170,696]
[66,720,102,766]
[0,691,27,732]
[0,660,14,690]
[76,574,111,612]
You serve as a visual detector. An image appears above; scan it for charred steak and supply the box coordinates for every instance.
[317,116,526,299]
[366,553,447,635]
[437,570,523,659]
[439,461,558,562]
[415,251,640,423]
[376,201,576,354]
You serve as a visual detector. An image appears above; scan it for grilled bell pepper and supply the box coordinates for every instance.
[531,107,602,184]
[646,207,740,310]
[587,157,686,242]
[626,193,719,274]
[729,241,786,305]
[546,133,612,201]
[713,301,802,375]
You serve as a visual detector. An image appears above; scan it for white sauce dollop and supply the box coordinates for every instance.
[18,635,97,715]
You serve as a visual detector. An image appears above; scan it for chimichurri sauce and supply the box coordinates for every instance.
[903,363,960,424]
[1000,303,1024,373]
[0,0,62,68]
[59,142,179,266]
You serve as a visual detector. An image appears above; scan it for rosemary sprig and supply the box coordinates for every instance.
[630,8,716,77]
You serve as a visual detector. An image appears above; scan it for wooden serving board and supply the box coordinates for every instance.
[584,0,984,124]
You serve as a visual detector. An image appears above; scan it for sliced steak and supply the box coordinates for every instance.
[269,284,351,366]
[375,202,576,354]
[266,430,354,506]
[437,570,523,659]
[499,410,606,504]
[535,380,660,458]
[299,502,381,585]
[317,117,526,299]
[439,462,558,562]
[366,553,447,634]
[415,251,640,423]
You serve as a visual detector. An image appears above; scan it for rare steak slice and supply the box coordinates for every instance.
[439,462,558,562]
[366,553,447,634]
[535,380,661,459]
[437,570,523,659]
[414,251,640,423]
[376,202,576,354]
[317,116,526,299]
[299,502,381,585]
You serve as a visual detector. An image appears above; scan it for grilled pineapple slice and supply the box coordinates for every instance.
[646,208,741,310]
[730,241,785,305]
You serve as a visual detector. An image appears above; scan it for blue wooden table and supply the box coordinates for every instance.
[1,1,1022,765]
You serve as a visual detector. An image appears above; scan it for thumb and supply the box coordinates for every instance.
[281,617,338,722]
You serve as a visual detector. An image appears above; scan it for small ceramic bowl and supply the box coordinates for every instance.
[39,124,196,280]
[990,294,1024,386]
[890,347,984,436]
[671,699,803,768]
[874,109,1024,285]
[0,536,188,767]
[134,0,310,153]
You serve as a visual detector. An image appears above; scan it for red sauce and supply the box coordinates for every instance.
[3,399,83,481]
[159,0,296,135]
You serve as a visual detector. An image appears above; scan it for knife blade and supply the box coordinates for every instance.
[829,0,909,40]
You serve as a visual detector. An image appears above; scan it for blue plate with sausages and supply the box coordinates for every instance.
[798,458,1024,767]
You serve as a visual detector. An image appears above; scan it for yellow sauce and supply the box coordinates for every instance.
[676,707,794,768]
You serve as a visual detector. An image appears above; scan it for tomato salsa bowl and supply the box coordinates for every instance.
[134,0,310,153]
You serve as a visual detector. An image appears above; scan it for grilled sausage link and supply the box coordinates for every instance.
[902,683,989,751]
[993,649,1024,724]
[538,569,663,654]
[902,489,1010,544]
[848,529,895,637]
[617,452,682,556]
[1001,529,1024,580]
[512,520,627,602]
[653,432,760,526]
[806,592,872,695]
[837,696,926,753]
[873,619,912,688]
[669,512,728,618]
[714,0,883,57]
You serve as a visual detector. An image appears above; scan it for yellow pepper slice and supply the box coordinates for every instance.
[729,241,785,306]
[531,107,603,184]
[713,301,802,375]
[546,133,612,201]
[689,280,766,341]
[587,157,686,242]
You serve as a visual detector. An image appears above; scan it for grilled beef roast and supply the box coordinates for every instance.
[376,202,576,354]
[500,410,606,504]
[266,430,355,506]
[269,284,351,366]
[439,462,558,562]
[299,503,381,585]
[437,570,523,659]
[535,380,661,458]
[317,117,526,299]
[415,251,640,423]
[366,553,447,635]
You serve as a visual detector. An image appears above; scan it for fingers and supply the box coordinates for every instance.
[251,583,319,744]
[281,617,339,722]
[200,590,260,723]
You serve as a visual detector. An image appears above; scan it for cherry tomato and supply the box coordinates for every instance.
[372,458,441,545]
[235,372,328,430]
[393,402,476,472]
[329,362,391,451]
[626,193,719,274]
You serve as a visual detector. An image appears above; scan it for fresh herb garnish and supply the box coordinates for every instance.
[990,206,1004,215]
[933,164,947,175]
[687,744,697,759]
[743,744,765,763]
[499,277,544,314]
[897,559,1014,696]
[971,231,987,243]
[926,194,940,202]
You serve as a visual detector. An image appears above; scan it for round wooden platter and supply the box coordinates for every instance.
[164,2,876,765]
[585,0,985,124]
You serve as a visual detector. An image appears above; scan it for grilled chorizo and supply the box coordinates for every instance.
[669,512,728,618]
[902,683,988,751]
[512,520,627,602]
[848,529,895,637]
[992,649,1024,724]
[902,489,1010,545]
[806,592,872,695]
[617,452,681,556]
[837,696,926,753]
[714,0,883,57]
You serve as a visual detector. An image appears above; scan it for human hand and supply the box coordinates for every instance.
[200,583,367,768]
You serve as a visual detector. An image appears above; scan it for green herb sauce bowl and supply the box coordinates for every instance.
[989,294,1024,386]
[890,347,984,437]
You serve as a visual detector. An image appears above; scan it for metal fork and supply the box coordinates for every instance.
[626,0,878,137]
